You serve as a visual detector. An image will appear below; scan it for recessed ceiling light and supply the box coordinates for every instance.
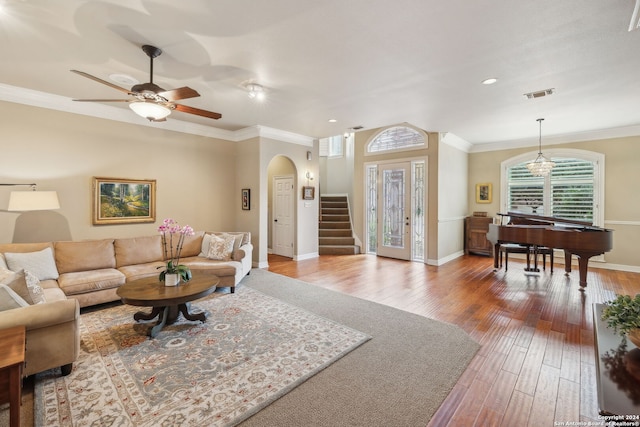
[328,119,337,123]
[482,78,498,85]
[109,73,139,86]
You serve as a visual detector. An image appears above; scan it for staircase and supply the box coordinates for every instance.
[319,195,360,255]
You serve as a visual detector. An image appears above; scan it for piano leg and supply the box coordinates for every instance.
[577,257,589,289]
[565,250,601,289]
[564,251,572,276]
[493,244,500,270]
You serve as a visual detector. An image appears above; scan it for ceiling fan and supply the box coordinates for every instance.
[71,44,221,122]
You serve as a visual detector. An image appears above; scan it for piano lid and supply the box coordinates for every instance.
[497,211,606,231]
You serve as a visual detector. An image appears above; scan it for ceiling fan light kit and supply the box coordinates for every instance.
[245,83,265,100]
[129,101,172,121]
[71,44,221,122]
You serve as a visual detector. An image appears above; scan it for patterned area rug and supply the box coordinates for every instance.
[35,286,370,426]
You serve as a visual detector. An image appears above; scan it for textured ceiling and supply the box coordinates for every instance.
[1,0,639,147]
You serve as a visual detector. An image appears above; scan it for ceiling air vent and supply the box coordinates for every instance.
[524,88,555,99]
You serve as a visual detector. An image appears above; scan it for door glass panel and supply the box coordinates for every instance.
[382,168,406,248]
[366,165,378,253]
[412,161,425,260]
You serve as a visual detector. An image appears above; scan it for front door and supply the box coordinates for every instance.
[376,162,412,260]
[273,176,294,257]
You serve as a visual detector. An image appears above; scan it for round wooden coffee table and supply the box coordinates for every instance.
[116,273,219,338]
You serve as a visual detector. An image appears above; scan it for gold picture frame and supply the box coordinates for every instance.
[475,183,492,204]
[92,177,156,225]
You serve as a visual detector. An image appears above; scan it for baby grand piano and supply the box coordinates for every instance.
[486,212,613,289]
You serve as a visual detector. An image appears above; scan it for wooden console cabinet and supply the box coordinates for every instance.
[465,216,493,256]
[0,325,26,427]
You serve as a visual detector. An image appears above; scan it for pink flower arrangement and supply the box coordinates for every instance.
[157,218,195,282]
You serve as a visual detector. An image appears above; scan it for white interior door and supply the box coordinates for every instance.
[377,162,411,260]
[273,176,294,257]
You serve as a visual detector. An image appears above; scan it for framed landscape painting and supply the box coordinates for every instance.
[92,177,156,225]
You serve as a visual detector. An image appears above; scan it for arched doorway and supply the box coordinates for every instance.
[267,156,296,258]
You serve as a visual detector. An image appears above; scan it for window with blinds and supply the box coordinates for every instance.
[319,135,343,158]
[507,157,595,222]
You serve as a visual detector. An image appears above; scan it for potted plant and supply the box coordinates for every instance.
[157,218,194,286]
[602,294,640,347]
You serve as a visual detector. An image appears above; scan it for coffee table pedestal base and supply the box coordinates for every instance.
[133,303,206,338]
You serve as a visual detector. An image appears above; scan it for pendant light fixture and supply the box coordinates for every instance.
[526,118,555,176]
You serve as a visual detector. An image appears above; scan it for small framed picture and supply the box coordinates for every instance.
[241,188,250,210]
[302,186,315,200]
[475,183,492,204]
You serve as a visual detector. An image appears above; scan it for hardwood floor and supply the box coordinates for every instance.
[266,253,640,426]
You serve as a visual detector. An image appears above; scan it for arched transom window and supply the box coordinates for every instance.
[367,125,426,153]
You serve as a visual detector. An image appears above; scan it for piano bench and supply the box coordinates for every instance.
[536,247,554,273]
[499,244,554,273]
[499,244,531,271]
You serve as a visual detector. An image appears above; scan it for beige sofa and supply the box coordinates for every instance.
[0,231,252,377]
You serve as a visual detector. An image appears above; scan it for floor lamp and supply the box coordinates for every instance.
[2,183,70,243]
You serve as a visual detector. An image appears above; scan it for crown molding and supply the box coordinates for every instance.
[0,83,313,145]
[470,124,640,153]
[440,132,472,152]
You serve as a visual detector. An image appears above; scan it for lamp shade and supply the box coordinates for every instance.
[8,191,60,211]
[129,101,171,120]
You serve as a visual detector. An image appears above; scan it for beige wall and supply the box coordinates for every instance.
[0,102,238,244]
[438,139,469,262]
[468,135,640,269]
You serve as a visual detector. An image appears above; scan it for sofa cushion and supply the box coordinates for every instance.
[4,247,59,280]
[57,269,126,296]
[181,257,240,277]
[55,239,116,274]
[114,235,162,268]
[165,231,204,259]
[118,261,166,282]
[206,234,235,261]
[0,284,29,311]
[1,270,45,305]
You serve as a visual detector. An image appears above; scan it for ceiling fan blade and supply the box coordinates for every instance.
[70,70,132,95]
[174,104,222,120]
[158,87,200,102]
[72,99,131,102]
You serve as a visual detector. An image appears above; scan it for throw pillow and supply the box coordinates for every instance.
[24,270,46,304]
[199,234,213,257]
[3,270,45,305]
[0,284,29,312]
[0,267,15,282]
[221,233,244,260]
[4,247,59,281]
[206,234,235,261]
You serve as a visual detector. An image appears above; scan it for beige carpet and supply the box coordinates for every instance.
[240,269,480,426]
[3,269,479,426]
